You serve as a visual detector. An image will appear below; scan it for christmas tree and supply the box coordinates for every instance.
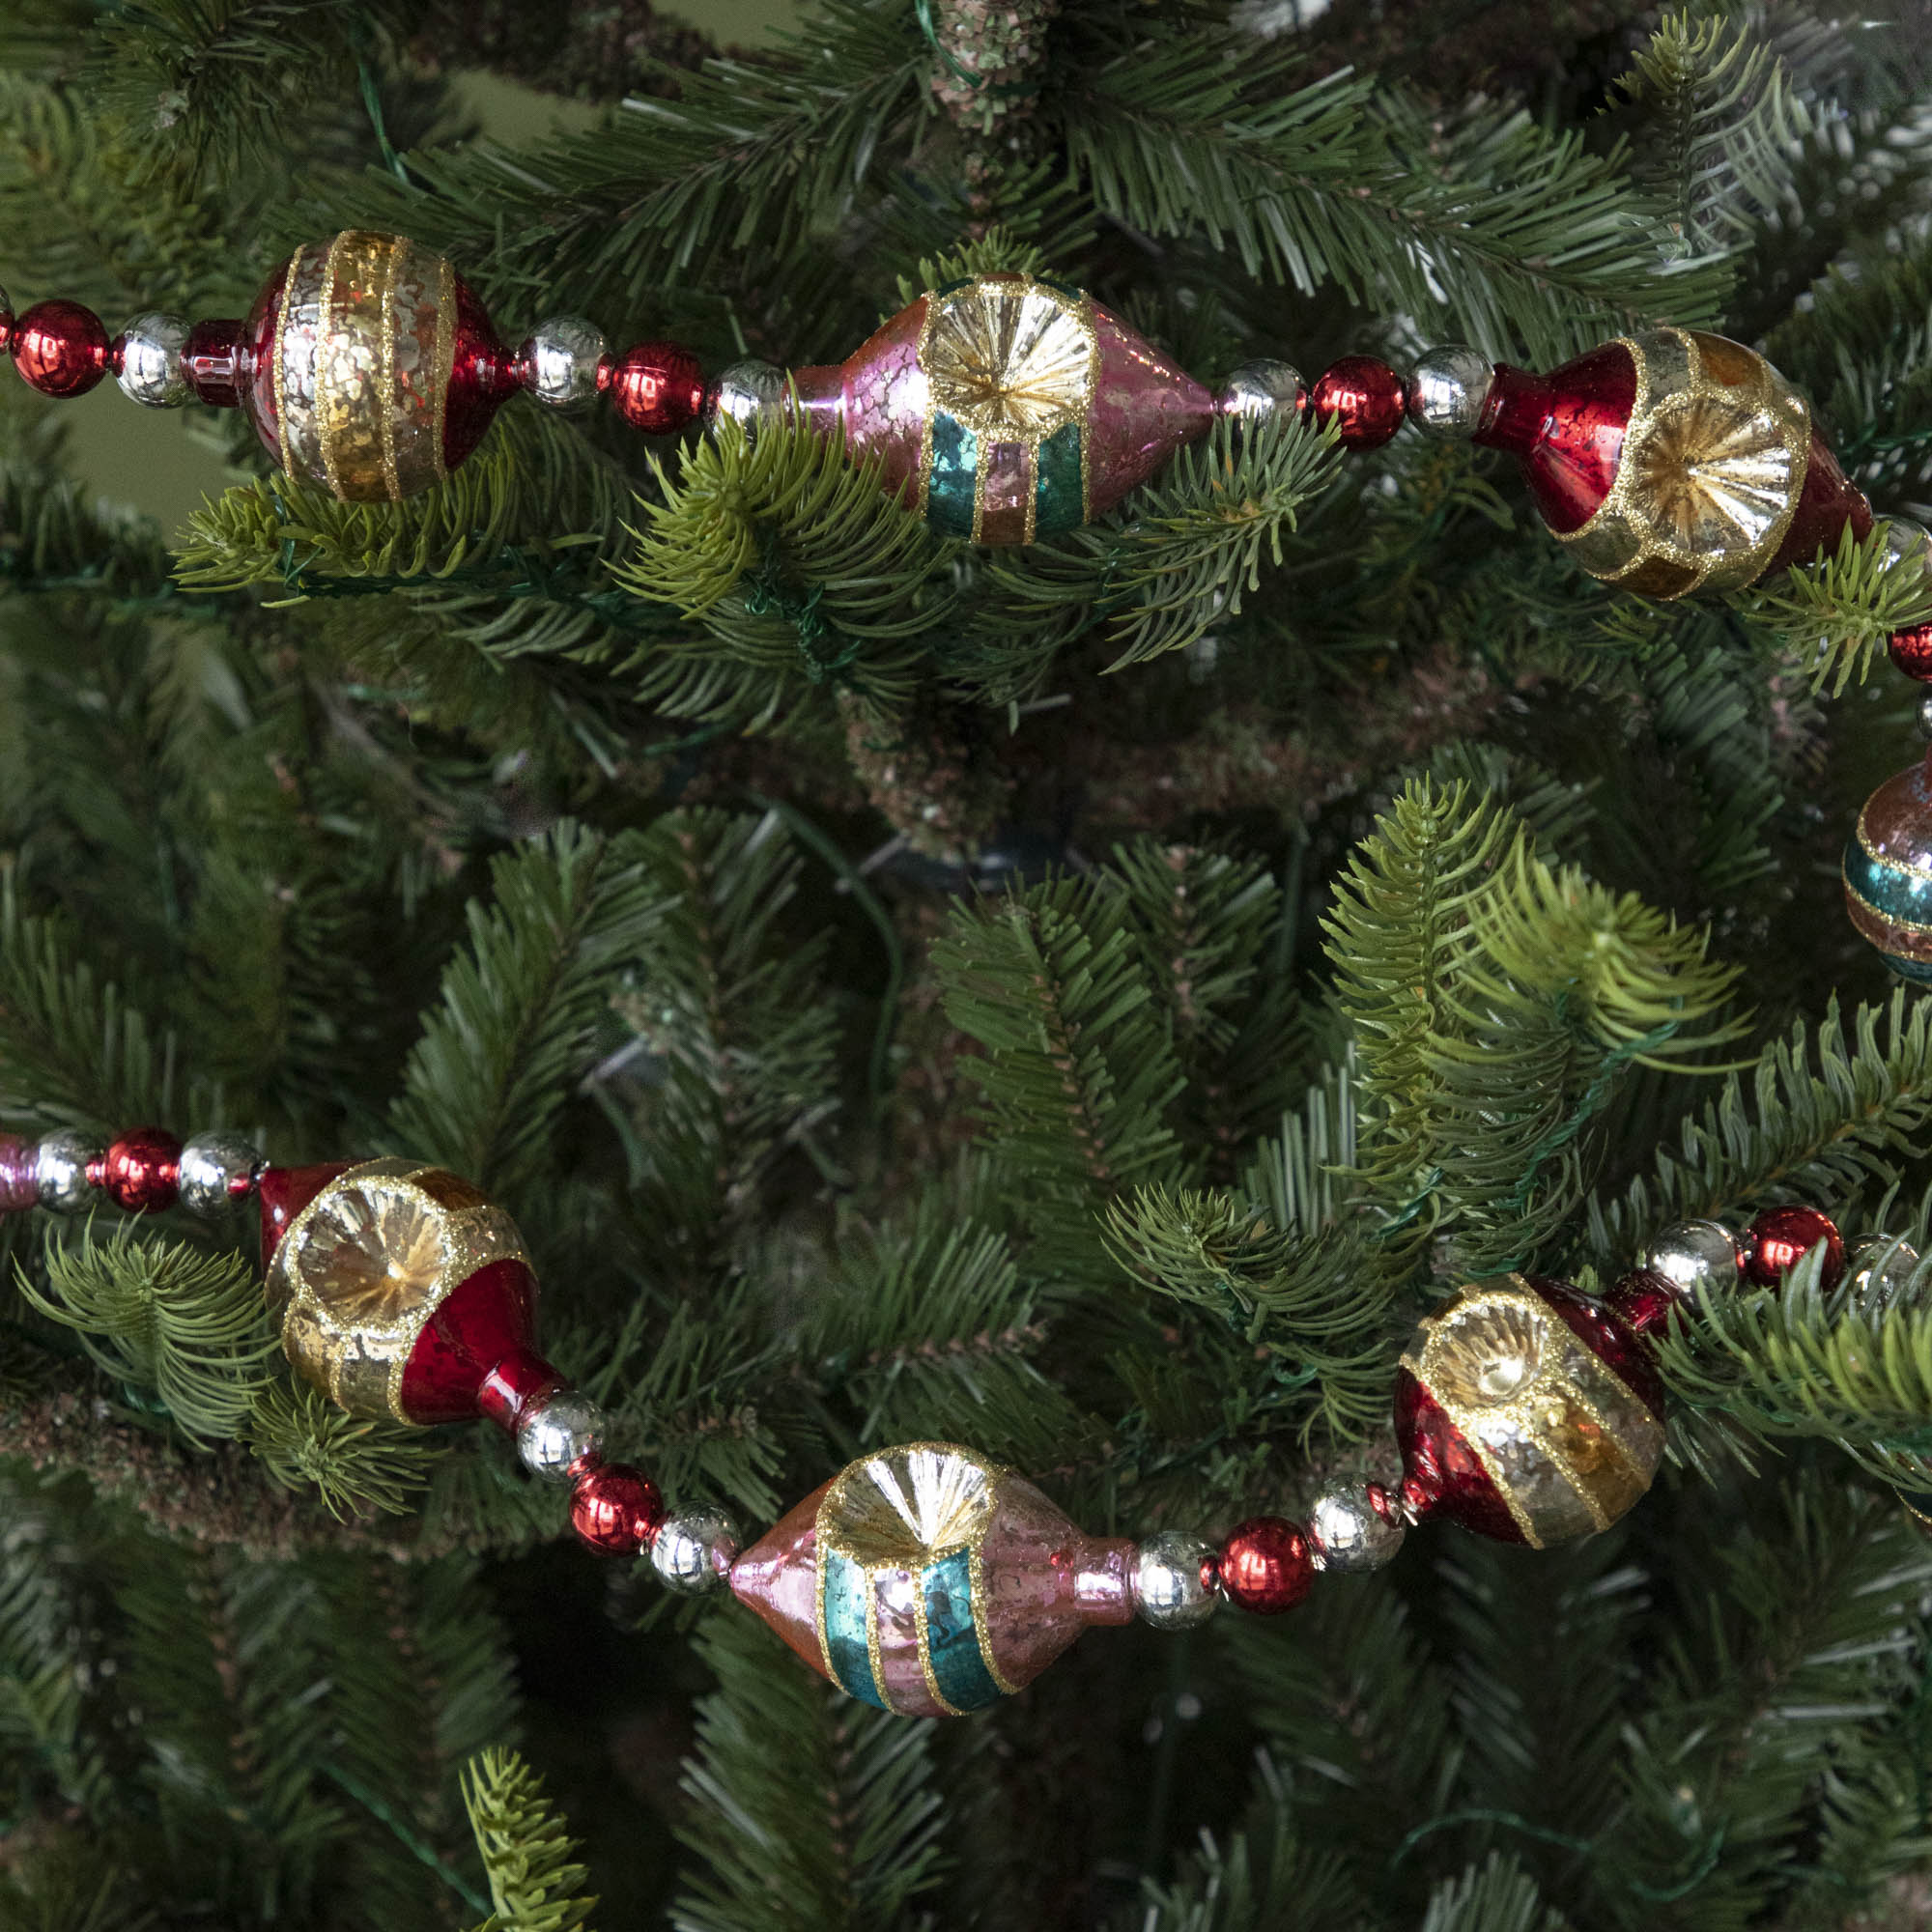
[4,0,1932,1925]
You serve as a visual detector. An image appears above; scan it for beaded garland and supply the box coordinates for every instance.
[9,232,1932,969]
[3,1117,1906,1719]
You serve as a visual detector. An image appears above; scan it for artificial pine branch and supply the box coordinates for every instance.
[462,1748,597,1932]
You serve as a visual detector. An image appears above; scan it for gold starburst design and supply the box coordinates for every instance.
[820,1443,999,1568]
[1629,392,1797,557]
[1422,1294,1546,1410]
[295,1180,446,1330]
[922,280,1094,440]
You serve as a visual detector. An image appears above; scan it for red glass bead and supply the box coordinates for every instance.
[1889,625,1932,682]
[1605,1267,1687,1340]
[89,1126,183,1213]
[0,1132,37,1212]
[1309,355,1406,449]
[11,299,110,398]
[1743,1205,1845,1291]
[181,318,247,407]
[608,341,705,435]
[1473,343,1637,533]
[1217,1517,1315,1614]
[570,1462,665,1554]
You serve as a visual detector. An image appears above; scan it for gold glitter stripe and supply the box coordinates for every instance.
[915,295,938,519]
[1023,436,1038,546]
[813,1500,832,1680]
[968,1543,1018,1695]
[1844,874,1932,941]
[865,1573,887,1711]
[271,246,304,475]
[1857,802,1932,885]
[375,236,401,502]
[316,233,349,502]
[911,1578,964,1717]
[431,252,454,486]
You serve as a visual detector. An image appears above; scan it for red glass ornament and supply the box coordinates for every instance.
[397,1255,554,1427]
[607,341,704,435]
[570,1462,665,1554]
[181,318,247,407]
[89,1126,183,1213]
[1889,625,1932,682]
[1218,1517,1315,1614]
[1473,344,1636,534]
[1743,1205,1844,1290]
[11,299,110,398]
[1605,1267,1687,1340]
[1309,355,1406,449]
[0,1132,37,1212]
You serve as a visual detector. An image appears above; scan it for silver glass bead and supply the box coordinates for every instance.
[175,1129,260,1217]
[704,358,787,440]
[1133,1532,1221,1630]
[34,1130,103,1212]
[1643,1218,1742,1304]
[515,1389,607,1480]
[1406,345,1494,439]
[518,315,607,412]
[651,1505,742,1595]
[1847,1234,1922,1315]
[1307,1483,1406,1573]
[1884,517,1932,580]
[1917,690,1932,742]
[111,311,192,408]
[1215,358,1305,429]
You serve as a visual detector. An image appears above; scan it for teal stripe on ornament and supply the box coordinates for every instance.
[1035,421,1085,536]
[922,1548,1002,1712]
[926,413,979,537]
[1844,834,1932,932]
[821,1551,886,1708]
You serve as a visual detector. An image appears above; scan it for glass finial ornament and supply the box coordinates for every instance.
[788,272,1213,546]
[727,1441,1135,1715]
[1469,327,1871,598]
[238,230,518,502]
[1844,750,1932,982]
[1393,1274,1667,1547]
[259,1156,559,1424]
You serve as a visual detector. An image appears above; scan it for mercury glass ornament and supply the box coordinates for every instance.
[1215,358,1306,428]
[730,1441,1134,1716]
[1643,1217,1743,1303]
[788,272,1214,545]
[1471,327,1870,598]
[1885,517,1932,580]
[177,1129,261,1217]
[34,1130,103,1212]
[1133,1532,1221,1629]
[112,311,192,408]
[240,230,517,501]
[1847,1236,1922,1315]
[1394,1274,1666,1548]
[259,1156,560,1426]
[518,315,607,411]
[652,1506,742,1595]
[515,1388,606,1479]
[1406,344,1493,438]
[1307,1483,1406,1572]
